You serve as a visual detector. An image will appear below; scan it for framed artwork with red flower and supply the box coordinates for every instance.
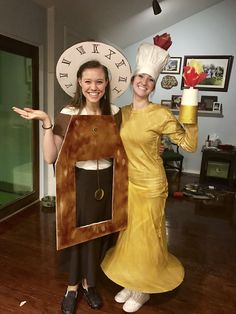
[181,55,234,92]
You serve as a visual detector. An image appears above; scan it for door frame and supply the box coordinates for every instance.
[0,34,39,220]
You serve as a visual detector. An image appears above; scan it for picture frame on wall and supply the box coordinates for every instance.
[171,95,182,109]
[213,102,222,112]
[200,95,218,111]
[161,99,172,109]
[161,57,182,74]
[181,55,234,91]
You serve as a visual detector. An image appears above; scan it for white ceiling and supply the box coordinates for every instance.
[31,0,223,48]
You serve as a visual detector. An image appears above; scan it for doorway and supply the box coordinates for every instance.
[0,34,39,220]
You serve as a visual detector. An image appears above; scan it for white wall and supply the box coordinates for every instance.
[116,0,236,174]
[0,0,46,45]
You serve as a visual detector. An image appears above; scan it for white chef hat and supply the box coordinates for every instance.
[133,43,170,81]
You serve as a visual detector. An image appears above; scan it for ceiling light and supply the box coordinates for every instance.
[152,0,162,15]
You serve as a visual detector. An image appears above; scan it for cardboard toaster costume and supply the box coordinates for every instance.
[55,41,131,250]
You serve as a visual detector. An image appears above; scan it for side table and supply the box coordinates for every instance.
[199,147,236,190]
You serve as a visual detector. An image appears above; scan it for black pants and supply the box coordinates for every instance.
[68,166,113,286]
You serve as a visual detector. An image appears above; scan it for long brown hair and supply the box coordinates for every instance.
[69,60,111,115]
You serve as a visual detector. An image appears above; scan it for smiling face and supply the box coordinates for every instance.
[78,67,108,105]
[132,73,156,99]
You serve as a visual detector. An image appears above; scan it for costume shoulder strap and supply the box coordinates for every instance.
[113,108,122,130]
[53,113,72,138]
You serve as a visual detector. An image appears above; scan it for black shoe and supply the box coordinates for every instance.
[61,290,78,314]
[81,286,103,309]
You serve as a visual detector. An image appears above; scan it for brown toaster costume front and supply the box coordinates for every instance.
[54,113,128,250]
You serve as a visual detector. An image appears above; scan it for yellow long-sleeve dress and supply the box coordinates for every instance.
[101,103,198,294]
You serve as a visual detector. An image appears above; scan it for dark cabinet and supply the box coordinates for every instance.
[199,148,236,189]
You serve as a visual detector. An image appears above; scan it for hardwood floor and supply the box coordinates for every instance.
[0,173,236,313]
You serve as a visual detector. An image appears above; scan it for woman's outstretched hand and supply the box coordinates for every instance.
[12,106,60,163]
[12,107,51,125]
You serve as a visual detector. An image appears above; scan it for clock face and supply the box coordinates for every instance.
[56,41,132,101]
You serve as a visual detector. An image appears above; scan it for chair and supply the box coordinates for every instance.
[161,142,184,175]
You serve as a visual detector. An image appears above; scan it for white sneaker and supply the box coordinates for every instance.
[114,288,133,303]
[123,291,150,313]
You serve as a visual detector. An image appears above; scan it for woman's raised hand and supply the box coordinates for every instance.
[12,107,50,125]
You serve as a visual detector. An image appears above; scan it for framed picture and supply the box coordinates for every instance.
[171,95,182,109]
[161,99,172,109]
[181,55,234,91]
[213,102,222,112]
[161,57,182,74]
[200,95,218,111]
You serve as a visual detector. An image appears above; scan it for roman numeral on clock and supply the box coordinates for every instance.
[105,49,116,60]
[61,58,71,65]
[76,46,86,55]
[59,73,68,78]
[65,83,73,88]
[115,59,126,69]
[112,87,122,94]
[118,76,128,82]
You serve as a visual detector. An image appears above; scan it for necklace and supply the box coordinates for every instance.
[91,126,104,201]
[95,160,104,201]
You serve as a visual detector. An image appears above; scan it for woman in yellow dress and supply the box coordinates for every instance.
[101,41,198,312]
